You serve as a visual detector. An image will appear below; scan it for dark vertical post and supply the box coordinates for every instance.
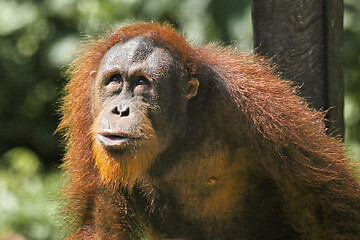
[252,0,344,137]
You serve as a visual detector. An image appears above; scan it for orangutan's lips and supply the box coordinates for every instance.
[97,132,137,148]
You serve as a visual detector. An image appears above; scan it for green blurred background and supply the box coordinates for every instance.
[0,0,359,239]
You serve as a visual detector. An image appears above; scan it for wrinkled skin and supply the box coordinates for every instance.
[93,36,192,154]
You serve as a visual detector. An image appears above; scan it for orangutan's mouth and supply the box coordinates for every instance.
[97,132,138,148]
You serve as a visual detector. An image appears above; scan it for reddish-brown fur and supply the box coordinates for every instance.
[58,22,360,239]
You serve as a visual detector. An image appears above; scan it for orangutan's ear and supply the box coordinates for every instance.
[90,70,97,78]
[185,78,199,100]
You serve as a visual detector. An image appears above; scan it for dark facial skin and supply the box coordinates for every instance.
[92,36,194,153]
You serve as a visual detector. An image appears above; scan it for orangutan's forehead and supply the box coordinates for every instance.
[99,36,177,74]
[104,36,173,63]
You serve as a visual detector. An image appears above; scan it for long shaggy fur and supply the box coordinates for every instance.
[197,45,360,238]
[58,22,360,239]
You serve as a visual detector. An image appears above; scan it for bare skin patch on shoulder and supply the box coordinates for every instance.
[159,140,252,221]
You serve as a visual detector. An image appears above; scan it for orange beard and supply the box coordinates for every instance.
[91,117,160,190]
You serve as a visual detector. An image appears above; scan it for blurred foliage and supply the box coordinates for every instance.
[344,0,360,158]
[0,0,359,239]
[0,147,61,240]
